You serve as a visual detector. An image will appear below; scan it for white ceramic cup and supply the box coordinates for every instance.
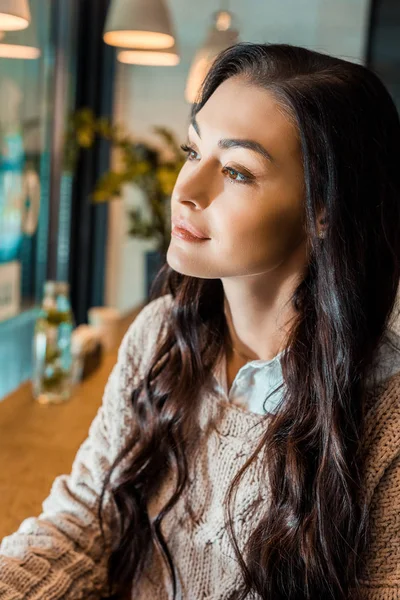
[87,306,121,351]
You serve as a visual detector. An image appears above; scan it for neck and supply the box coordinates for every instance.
[225,334,254,363]
[222,269,303,363]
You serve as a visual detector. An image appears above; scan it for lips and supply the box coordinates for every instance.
[171,216,209,239]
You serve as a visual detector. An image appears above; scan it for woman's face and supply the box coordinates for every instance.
[167,76,308,279]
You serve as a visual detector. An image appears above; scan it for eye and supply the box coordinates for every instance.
[222,167,249,184]
[180,143,199,161]
[179,143,253,185]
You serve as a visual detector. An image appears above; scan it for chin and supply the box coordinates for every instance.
[166,245,220,279]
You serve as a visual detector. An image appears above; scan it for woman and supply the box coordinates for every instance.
[1,42,400,600]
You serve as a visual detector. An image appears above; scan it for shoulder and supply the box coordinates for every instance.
[367,327,400,388]
[127,293,174,334]
[121,293,174,365]
[101,294,174,452]
[126,293,173,337]
[113,294,174,388]
[363,367,400,504]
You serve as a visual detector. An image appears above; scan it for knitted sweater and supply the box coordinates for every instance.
[0,294,400,599]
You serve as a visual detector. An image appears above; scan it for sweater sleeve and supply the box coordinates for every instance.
[359,452,400,599]
[0,295,170,600]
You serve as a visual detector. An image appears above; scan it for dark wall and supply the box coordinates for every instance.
[68,0,116,325]
[367,0,400,110]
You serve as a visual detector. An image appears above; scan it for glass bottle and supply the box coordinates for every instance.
[32,281,75,405]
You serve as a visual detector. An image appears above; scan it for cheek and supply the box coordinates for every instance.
[217,188,305,264]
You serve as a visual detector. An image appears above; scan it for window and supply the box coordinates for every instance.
[0,0,78,398]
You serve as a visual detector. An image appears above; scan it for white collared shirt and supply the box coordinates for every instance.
[212,328,400,415]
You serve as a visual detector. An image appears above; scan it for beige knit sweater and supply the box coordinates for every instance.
[0,294,399,599]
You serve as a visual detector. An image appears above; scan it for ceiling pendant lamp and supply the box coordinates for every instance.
[0,0,30,31]
[104,0,176,50]
[117,42,180,66]
[185,8,240,104]
[0,20,39,58]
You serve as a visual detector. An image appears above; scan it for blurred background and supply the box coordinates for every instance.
[0,0,398,400]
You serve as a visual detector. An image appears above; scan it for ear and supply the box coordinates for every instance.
[317,206,326,222]
[317,207,327,229]
[316,207,327,239]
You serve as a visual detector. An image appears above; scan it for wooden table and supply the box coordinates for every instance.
[0,305,144,539]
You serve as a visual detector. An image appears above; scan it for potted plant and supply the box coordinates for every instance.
[63,108,185,296]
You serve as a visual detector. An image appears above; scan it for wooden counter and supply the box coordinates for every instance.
[0,305,144,539]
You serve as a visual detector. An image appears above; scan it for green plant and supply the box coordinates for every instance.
[64,108,186,255]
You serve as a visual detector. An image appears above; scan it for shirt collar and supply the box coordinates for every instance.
[211,328,400,415]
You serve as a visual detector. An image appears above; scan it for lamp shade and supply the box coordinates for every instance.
[104,0,176,49]
[117,42,180,66]
[185,11,239,104]
[0,20,40,58]
[0,0,30,31]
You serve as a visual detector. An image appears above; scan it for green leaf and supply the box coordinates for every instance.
[64,110,185,252]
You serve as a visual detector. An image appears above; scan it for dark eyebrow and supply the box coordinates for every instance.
[190,115,274,164]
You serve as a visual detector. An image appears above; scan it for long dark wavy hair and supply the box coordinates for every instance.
[99,42,400,599]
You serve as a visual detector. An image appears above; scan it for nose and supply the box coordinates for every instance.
[173,160,214,210]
